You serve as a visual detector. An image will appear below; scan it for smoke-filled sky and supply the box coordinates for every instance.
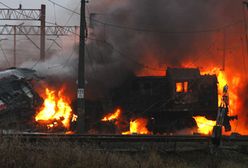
[0,0,80,25]
[88,0,245,68]
[86,0,246,80]
[0,0,245,68]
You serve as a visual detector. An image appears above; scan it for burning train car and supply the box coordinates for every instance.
[109,67,219,134]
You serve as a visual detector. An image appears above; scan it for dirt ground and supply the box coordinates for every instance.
[0,137,247,168]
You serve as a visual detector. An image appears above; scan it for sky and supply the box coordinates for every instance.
[0,0,83,69]
[0,0,81,26]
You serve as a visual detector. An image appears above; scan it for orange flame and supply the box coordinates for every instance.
[176,82,183,92]
[122,118,150,135]
[35,88,76,130]
[193,116,216,135]
[184,64,243,134]
[176,82,188,92]
[101,108,121,122]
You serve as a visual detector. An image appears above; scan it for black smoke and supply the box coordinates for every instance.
[84,0,244,98]
[88,0,243,66]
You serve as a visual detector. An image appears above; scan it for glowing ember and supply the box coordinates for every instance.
[122,118,150,135]
[193,116,216,135]
[101,108,121,122]
[71,114,78,122]
[35,88,75,130]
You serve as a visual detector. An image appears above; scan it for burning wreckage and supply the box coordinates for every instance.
[98,67,238,135]
[0,67,238,135]
[0,68,43,130]
[0,67,77,132]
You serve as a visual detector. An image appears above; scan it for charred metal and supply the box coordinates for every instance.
[0,68,43,130]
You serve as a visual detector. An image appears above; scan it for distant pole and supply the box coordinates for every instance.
[13,25,16,67]
[77,0,86,133]
[40,4,46,62]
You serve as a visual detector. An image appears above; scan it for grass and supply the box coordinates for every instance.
[0,137,247,168]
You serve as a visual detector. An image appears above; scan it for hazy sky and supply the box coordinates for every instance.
[0,0,81,25]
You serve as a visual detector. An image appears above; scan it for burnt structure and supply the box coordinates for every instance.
[0,68,43,130]
[111,68,218,133]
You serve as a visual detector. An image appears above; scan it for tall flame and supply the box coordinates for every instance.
[35,88,76,130]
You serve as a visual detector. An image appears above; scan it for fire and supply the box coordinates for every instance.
[35,88,76,130]
[103,61,248,135]
[176,82,188,92]
[176,82,183,92]
[200,68,229,106]
[122,118,150,135]
[193,116,216,135]
[101,108,121,122]
[71,114,78,122]
[101,108,150,135]
[182,64,244,134]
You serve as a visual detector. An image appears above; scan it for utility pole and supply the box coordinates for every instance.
[77,0,86,133]
[40,4,46,62]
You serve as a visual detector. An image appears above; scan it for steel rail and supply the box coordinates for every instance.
[1,134,247,143]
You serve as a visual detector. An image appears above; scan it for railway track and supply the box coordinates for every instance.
[0,133,247,142]
[0,133,248,142]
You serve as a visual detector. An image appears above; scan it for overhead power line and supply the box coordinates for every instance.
[0,25,78,36]
[47,0,80,15]
[32,0,81,69]
[0,1,80,68]
[47,0,243,35]
[0,1,242,36]
[0,2,41,20]
[0,2,73,27]
[91,19,243,35]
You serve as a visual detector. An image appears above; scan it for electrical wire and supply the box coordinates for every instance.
[47,0,80,15]
[47,0,243,35]
[0,0,79,46]
[0,0,244,38]
[30,1,80,69]
[0,1,243,37]
[92,19,243,35]
[46,2,80,52]
[0,2,56,26]
[0,1,243,71]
